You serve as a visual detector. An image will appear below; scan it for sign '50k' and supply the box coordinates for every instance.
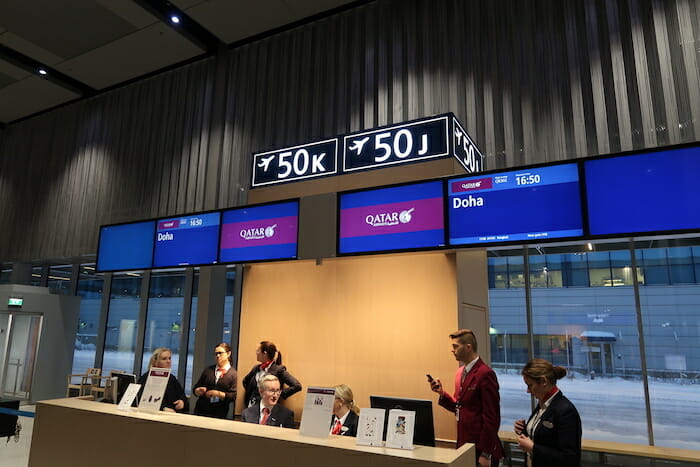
[251,139,338,187]
[250,113,483,187]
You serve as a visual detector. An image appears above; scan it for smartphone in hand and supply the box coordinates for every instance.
[426,374,434,382]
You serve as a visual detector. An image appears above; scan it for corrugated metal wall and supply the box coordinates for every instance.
[0,0,698,262]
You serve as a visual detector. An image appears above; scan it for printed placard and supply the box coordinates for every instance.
[385,409,416,450]
[138,367,170,413]
[117,383,141,411]
[356,408,386,447]
[299,387,336,438]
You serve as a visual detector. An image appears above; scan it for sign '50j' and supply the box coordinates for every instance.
[251,113,483,188]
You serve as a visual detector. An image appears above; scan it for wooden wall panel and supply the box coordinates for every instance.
[236,252,462,441]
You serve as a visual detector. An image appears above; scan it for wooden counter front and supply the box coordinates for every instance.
[30,398,474,467]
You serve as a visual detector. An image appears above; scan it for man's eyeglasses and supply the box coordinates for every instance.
[265,389,282,394]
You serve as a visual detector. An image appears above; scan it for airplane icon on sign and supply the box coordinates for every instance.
[257,155,275,172]
[348,137,370,154]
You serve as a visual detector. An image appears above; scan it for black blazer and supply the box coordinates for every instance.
[136,372,189,413]
[241,403,295,428]
[329,410,359,437]
[241,363,302,407]
[192,365,237,419]
[524,391,582,467]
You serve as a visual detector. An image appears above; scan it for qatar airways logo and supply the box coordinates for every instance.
[240,224,277,240]
[451,177,492,193]
[366,208,415,227]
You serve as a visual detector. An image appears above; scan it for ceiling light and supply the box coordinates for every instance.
[38,69,47,75]
[170,15,180,24]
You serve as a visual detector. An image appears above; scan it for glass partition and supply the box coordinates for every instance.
[141,270,186,376]
[102,273,142,374]
[48,264,73,295]
[71,265,103,375]
[637,238,700,449]
[488,249,530,430]
[185,270,199,394]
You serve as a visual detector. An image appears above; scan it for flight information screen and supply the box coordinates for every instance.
[153,212,221,267]
[338,180,445,254]
[585,146,700,235]
[448,163,584,245]
[219,201,299,263]
[96,220,155,272]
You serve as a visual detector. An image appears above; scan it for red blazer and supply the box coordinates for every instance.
[439,358,504,459]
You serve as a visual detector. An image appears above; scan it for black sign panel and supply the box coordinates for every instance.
[342,115,450,172]
[251,139,338,187]
[250,113,484,188]
[452,117,484,173]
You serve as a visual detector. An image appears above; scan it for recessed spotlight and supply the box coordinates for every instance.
[170,15,181,24]
[38,69,47,75]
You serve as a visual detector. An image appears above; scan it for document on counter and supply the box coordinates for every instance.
[385,409,415,450]
[299,386,335,438]
[117,383,141,411]
[355,408,385,447]
[138,367,170,413]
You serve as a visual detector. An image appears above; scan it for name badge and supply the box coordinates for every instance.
[542,421,554,429]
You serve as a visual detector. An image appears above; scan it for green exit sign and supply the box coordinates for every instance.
[8,297,23,307]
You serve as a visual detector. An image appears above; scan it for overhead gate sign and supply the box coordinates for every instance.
[251,113,483,188]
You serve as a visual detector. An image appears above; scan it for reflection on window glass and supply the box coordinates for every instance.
[103,274,142,374]
[71,265,103,375]
[0,265,12,284]
[185,270,199,394]
[530,245,648,444]
[488,250,530,430]
[638,241,700,449]
[224,266,236,343]
[141,270,185,377]
[48,264,73,295]
[30,266,43,286]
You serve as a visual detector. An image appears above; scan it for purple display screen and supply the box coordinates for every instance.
[219,201,299,263]
[339,181,445,254]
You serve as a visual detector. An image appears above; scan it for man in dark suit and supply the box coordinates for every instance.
[430,329,503,466]
[241,374,295,428]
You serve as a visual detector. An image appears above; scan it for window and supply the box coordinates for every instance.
[102,273,142,374]
[141,270,186,376]
[48,264,73,295]
[638,239,700,449]
[0,264,11,284]
[185,270,199,394]
[71,265,103,375]
[489,239,700,448]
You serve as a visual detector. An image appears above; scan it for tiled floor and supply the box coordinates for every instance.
[1,405,34,467]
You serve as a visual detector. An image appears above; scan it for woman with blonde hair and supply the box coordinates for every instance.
[329,384,360,437]
[514,358,581,466]
[137,347,189,413]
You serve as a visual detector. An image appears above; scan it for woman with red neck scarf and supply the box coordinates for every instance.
[242,340,301,408]
[192,343,237,419]
[514,359,582,467]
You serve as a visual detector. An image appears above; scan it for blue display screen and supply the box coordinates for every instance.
[585,147,700,235]
[338,181,445,254]
[447,163,584,245]
[96,220,155,272]
[153,212,221,267]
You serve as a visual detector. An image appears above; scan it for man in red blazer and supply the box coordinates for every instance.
[430,329,503,466]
